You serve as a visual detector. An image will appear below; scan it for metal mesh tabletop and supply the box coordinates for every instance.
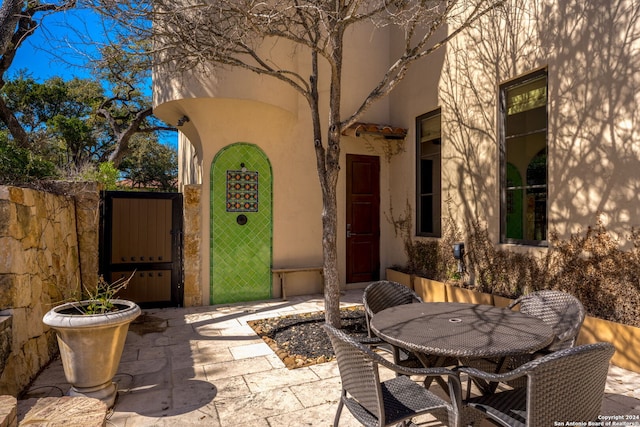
[370,302,555,359]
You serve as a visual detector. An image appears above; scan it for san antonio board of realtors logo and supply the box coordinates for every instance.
[226,170,259,212]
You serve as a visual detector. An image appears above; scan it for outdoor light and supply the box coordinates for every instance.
[176,115,190,126]
[453,242,464,259]
[453,242,465,273]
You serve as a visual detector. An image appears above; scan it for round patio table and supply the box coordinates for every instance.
[370,302,555,359]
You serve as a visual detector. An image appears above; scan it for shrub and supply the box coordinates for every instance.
[392,196,463,283]
[98,162,120,190]
[543,219,640,327]
[0,140,57,183]
[465,220,543,297]
[466,218,640,326]
[397,210,640,326]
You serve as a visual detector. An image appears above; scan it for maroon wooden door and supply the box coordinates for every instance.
[346,154,380,283]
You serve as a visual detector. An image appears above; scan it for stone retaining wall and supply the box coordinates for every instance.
[0,317,11,380]
[0,183,100,396]
[182,184,202,307]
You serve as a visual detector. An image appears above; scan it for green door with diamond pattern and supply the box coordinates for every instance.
[210,143,272,304]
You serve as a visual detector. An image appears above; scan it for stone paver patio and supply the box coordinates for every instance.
[21,289,640,426]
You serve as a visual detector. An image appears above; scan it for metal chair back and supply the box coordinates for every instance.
[324,325,384,422]
[509,290,585,351]
[323,324,465,427]
[525,342,614,425]
[363,280,422,335]
[462,342,614,426]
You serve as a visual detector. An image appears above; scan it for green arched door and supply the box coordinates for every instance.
[210,143,272,304]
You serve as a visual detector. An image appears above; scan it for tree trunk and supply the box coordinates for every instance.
[0,0,22,57]
[322,24,345,329]
[308,44,343,329]
[322,159,342,328]
[105,107,153,168]
[0,95,29,148]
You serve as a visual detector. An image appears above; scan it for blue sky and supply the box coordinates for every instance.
[10,7,175,147]
[12,8,103,81]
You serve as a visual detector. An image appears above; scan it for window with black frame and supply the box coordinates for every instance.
[501,70,548,244]
[416,109,442,237]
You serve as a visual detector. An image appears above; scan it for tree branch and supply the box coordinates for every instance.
[0,0,22,57]
[342,0,505,131]
[0,91,29,147]
[105,107,154,167]
[0,0,76,148]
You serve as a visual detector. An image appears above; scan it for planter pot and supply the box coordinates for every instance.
[492,295,514,308]
[414,277,447,302]
[577,315,640,373]
[42,299,141,408]
[385,269,413,290]
[444,283,494,305]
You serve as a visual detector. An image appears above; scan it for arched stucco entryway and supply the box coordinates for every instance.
[210,143,273,304]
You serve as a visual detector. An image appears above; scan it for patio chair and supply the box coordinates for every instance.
[362,281,423,367]
[459,342,614,427]
[465,289,587,391]
[363,280,423,334]
[508,289,586,353]
[507,289,587,389]
[323,324,470,427]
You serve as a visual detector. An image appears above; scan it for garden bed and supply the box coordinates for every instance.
[248,306,367,369]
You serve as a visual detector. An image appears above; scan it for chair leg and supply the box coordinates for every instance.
[333,394,345,427]
[392,346,402,376]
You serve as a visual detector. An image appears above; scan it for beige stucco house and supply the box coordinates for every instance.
[153,1,640,307]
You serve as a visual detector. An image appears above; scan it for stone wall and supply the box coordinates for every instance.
[0,317,10,381]
[182,184,202,307]
[0,183,100,396]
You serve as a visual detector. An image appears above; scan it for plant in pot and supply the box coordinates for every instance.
[42,273,140,408]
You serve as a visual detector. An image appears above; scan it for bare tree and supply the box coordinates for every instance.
[91,41,175,168]
[100,0,504,327]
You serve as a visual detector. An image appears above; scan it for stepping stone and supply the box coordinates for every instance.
[17,396,107,427]
[0,395,17,427]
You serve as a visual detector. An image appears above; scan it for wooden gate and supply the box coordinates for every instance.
[100,191,183,307]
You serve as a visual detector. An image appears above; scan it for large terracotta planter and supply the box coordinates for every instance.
[42,299,141,408]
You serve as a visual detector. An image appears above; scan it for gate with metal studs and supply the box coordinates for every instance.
[100,191,183,308]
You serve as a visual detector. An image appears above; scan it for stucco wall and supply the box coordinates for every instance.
[163,98,401,302]
[0,184,100,396]
[155,1,640,304]
[387,0,640,250]
[154,21,402,302]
